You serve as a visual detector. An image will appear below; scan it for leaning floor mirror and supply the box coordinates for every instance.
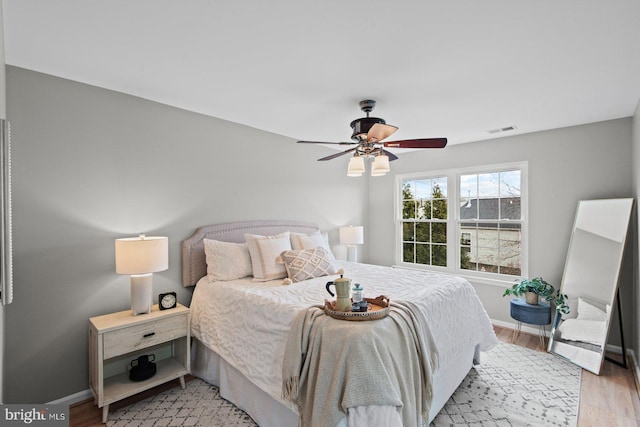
[548,198,633,374]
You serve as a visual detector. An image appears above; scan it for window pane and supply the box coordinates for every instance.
[415,222,430,243]
[460,246,475,271]
[478,198,499,220]
[415,179,432,200]
[477,247,499,273]
[432,199,447,219]
[415,244,430,265]
[500,197,521,220]
[499,224,521,274]
[460,198,477,219]
[432,244,447,266]
[403,200,416,219]
[403,243,414,263]
[459,225,477,245]
[432,180,447,198]
[460,174,477,198]
[478,173,500,198]
[402,180,415,200]
[418,200,431,219]
[500,248,521,275]
[500,170,521,198]
[432,222,446,244]
[403,222,415,242]
[477,223,499,247]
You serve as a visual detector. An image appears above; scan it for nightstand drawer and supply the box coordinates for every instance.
[103,314,187,359]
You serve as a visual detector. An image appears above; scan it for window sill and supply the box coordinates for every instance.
[392,264,519,288]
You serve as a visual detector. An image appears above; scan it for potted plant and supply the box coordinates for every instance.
[503,277,570,314]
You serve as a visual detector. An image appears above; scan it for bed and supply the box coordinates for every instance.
[182,220,498,426]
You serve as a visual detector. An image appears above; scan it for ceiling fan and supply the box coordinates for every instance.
[297,99,447,176]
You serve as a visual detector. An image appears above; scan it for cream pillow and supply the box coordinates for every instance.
[290,230,335,259]
[245,232,292,281]
[576,297,608,322]
[203,239,253,281]
[280,247,336,283]
[557,318,607,345]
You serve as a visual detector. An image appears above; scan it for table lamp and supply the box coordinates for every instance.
[115,234,168,315]
[339,226,364,262]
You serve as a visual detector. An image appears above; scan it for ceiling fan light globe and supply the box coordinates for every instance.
[347,156,365,176]
[371,169,387,177]
[371,154,390,176]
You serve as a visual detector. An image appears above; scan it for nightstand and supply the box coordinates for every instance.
[510,298,551,348]
[89,304,190,423]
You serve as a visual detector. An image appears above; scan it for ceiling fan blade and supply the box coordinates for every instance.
[382,149,399,161]
[317,147,357,161]
[367,123,398,142]
[384,138,447,149]
[298,140,357,145]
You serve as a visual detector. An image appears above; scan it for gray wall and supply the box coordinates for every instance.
[367,118,634,327]
[4,66,368,403]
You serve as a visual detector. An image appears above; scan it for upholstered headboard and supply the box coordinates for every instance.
[181,220,319,287]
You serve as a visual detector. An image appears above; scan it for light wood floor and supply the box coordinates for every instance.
[69,325,640,426]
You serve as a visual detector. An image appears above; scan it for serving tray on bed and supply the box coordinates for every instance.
[323,295,390,321]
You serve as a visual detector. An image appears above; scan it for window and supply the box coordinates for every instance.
[397,163,527,283]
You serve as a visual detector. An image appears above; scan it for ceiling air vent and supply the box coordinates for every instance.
[487,125,517,134]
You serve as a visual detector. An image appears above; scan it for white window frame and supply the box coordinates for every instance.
[395,161,528,287]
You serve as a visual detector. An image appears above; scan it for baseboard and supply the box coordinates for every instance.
[491,318,551,337]
[627,349,640,400]
[47,388,93,407]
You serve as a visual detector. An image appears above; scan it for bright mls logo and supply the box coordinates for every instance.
[1,405,67,426]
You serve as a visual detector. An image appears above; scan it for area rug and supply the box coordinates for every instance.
[106,342,580,426]
[431,342,581,426]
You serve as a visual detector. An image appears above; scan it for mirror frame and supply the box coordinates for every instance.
[0,117,12,305]
[547,198,633,374]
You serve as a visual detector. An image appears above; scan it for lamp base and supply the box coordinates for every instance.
[131,274,153,315]
[346,245,358,263]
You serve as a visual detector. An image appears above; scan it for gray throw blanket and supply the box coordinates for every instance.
[282,300,439,427]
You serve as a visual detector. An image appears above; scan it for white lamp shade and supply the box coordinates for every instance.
[371,154,390,176]
[339,226,364,245]
[347,156,365,176]
[115,236,169,275]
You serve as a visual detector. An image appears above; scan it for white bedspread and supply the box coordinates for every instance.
[189,261,497,410]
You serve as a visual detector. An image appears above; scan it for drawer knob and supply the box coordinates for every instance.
[143,332,156,338]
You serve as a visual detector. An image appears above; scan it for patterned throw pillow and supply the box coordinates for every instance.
[280,247,336,283]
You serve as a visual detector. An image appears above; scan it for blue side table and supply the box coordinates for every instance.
[510,298,551,348]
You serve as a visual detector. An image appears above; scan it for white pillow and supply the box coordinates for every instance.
[576,297,608,322]
[290,230,335,259]
[557,318,607,345]
[245,232,292,281]
[203,239,252,281]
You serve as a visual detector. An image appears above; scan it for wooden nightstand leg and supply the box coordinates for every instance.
[102,404,109,424]
[179,375,186,390]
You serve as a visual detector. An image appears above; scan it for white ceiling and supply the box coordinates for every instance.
[3,0,640,148]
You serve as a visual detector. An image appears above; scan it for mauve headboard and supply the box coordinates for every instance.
[181,220,319,287]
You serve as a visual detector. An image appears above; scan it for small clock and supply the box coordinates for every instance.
[159,291,177,310]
